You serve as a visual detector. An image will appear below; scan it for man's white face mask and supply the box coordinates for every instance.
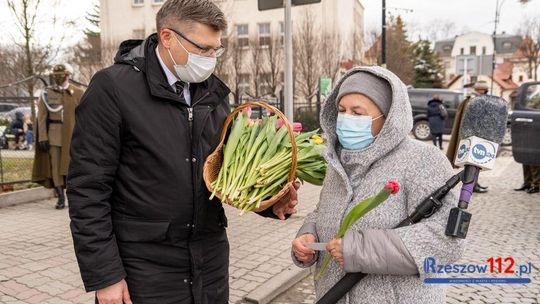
[167,34,217,84]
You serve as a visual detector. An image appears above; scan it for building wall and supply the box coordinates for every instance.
[100,0,363,58]
[100,0,164,47]
[451,32,494,57]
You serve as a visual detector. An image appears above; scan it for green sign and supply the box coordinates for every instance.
[319,77,332,100]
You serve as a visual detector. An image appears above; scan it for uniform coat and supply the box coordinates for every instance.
[32,84,83,188]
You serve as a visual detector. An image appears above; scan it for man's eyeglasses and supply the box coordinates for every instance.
[167,28,225,58]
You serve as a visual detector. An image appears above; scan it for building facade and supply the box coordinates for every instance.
[434,32,536,101]
[99,0,364,101]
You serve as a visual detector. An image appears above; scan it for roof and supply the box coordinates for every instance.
[445,74,463,88]
[434,33,523,57]
[493,62,519,90]
[494,34,522,54]
[434,39,455,57]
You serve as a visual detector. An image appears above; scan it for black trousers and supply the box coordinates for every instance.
[431,133,443,148]
[96,231,229,304]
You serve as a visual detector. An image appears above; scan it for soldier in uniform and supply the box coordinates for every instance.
[32,64,84,209]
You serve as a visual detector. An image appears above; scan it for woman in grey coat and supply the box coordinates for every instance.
[291,66,465,304]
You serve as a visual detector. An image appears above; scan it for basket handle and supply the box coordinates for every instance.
[218,101,297,183]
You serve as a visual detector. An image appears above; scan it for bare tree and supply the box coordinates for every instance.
[264,33,283,97]
[320,32,342,81]
[229,33,246,104]
[351,25,364,66]
[6,0,74,119]
[518,17,540,81]
[294,9,322,109]
[363,26,381,65]
[426,20,457,42]
[248,36,265,98]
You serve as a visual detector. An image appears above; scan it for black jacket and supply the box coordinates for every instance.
[67,34,233,302]
[427,98,445,134]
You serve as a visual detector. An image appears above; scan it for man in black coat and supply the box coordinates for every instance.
[67,1,298,303]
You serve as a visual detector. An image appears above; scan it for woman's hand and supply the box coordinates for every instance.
[327,238,344,266]
[292,233,316,263]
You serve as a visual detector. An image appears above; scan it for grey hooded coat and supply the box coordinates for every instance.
[292,66,465,304]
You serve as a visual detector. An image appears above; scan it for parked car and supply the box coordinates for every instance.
[408,88,513,146]
[0,102,19,118]
[511,81,540,166]
[408,88,464,141]
[0,107,32,121]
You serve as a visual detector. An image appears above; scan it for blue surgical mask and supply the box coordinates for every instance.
[336,113,383,150]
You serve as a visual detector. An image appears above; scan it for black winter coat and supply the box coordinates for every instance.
[67,34,233,304]
[427,99,446,135]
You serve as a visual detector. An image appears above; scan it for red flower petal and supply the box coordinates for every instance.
[384,180,400,194]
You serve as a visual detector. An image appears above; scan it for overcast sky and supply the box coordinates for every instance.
[362,0,540,39]
[0,0,539,47]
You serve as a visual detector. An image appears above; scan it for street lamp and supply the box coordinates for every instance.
[490,0,506,95]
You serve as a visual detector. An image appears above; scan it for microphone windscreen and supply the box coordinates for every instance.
[459,95,509,144]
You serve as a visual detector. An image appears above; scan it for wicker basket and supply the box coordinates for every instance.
[203,101,297,212]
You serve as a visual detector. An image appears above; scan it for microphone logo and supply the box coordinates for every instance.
[454,136,499,170]
[471,143,496,164]
[457,143,469,160]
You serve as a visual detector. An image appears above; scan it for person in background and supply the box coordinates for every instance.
[10,111,25,150]
[32,63,84,209]
[24,114,33,151]
[447,81,489,193]
[515,165,540,194]
[427,94,446,150]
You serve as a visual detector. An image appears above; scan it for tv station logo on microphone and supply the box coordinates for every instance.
[455,136,498,170]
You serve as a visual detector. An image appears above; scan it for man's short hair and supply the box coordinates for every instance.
[156,0,227,34]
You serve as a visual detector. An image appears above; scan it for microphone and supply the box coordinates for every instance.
[446,95,508,238]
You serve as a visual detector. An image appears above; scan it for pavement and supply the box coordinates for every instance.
[0,180,321,304]
[0,140,538,304]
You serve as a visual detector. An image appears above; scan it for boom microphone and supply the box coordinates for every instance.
[446,95,508,238]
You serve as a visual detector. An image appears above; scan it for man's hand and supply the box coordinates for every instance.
[96,279,132,304]
[327,238,344,267]
[272,181,300,220]
[292,233,316,263]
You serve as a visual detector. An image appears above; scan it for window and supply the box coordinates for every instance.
[443,45,452,52]
[470,46,476,55]
[525,84,540,109]
[132,0,144,6]
[258,23,271,48]
[236,24,249,49]
[460,48,464,55]
[238,74,251,95]
[482,46,487,55]
[152,0,164,4]
[132,29,145,39]
[503,42,512,50]
[519,75,524,82]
